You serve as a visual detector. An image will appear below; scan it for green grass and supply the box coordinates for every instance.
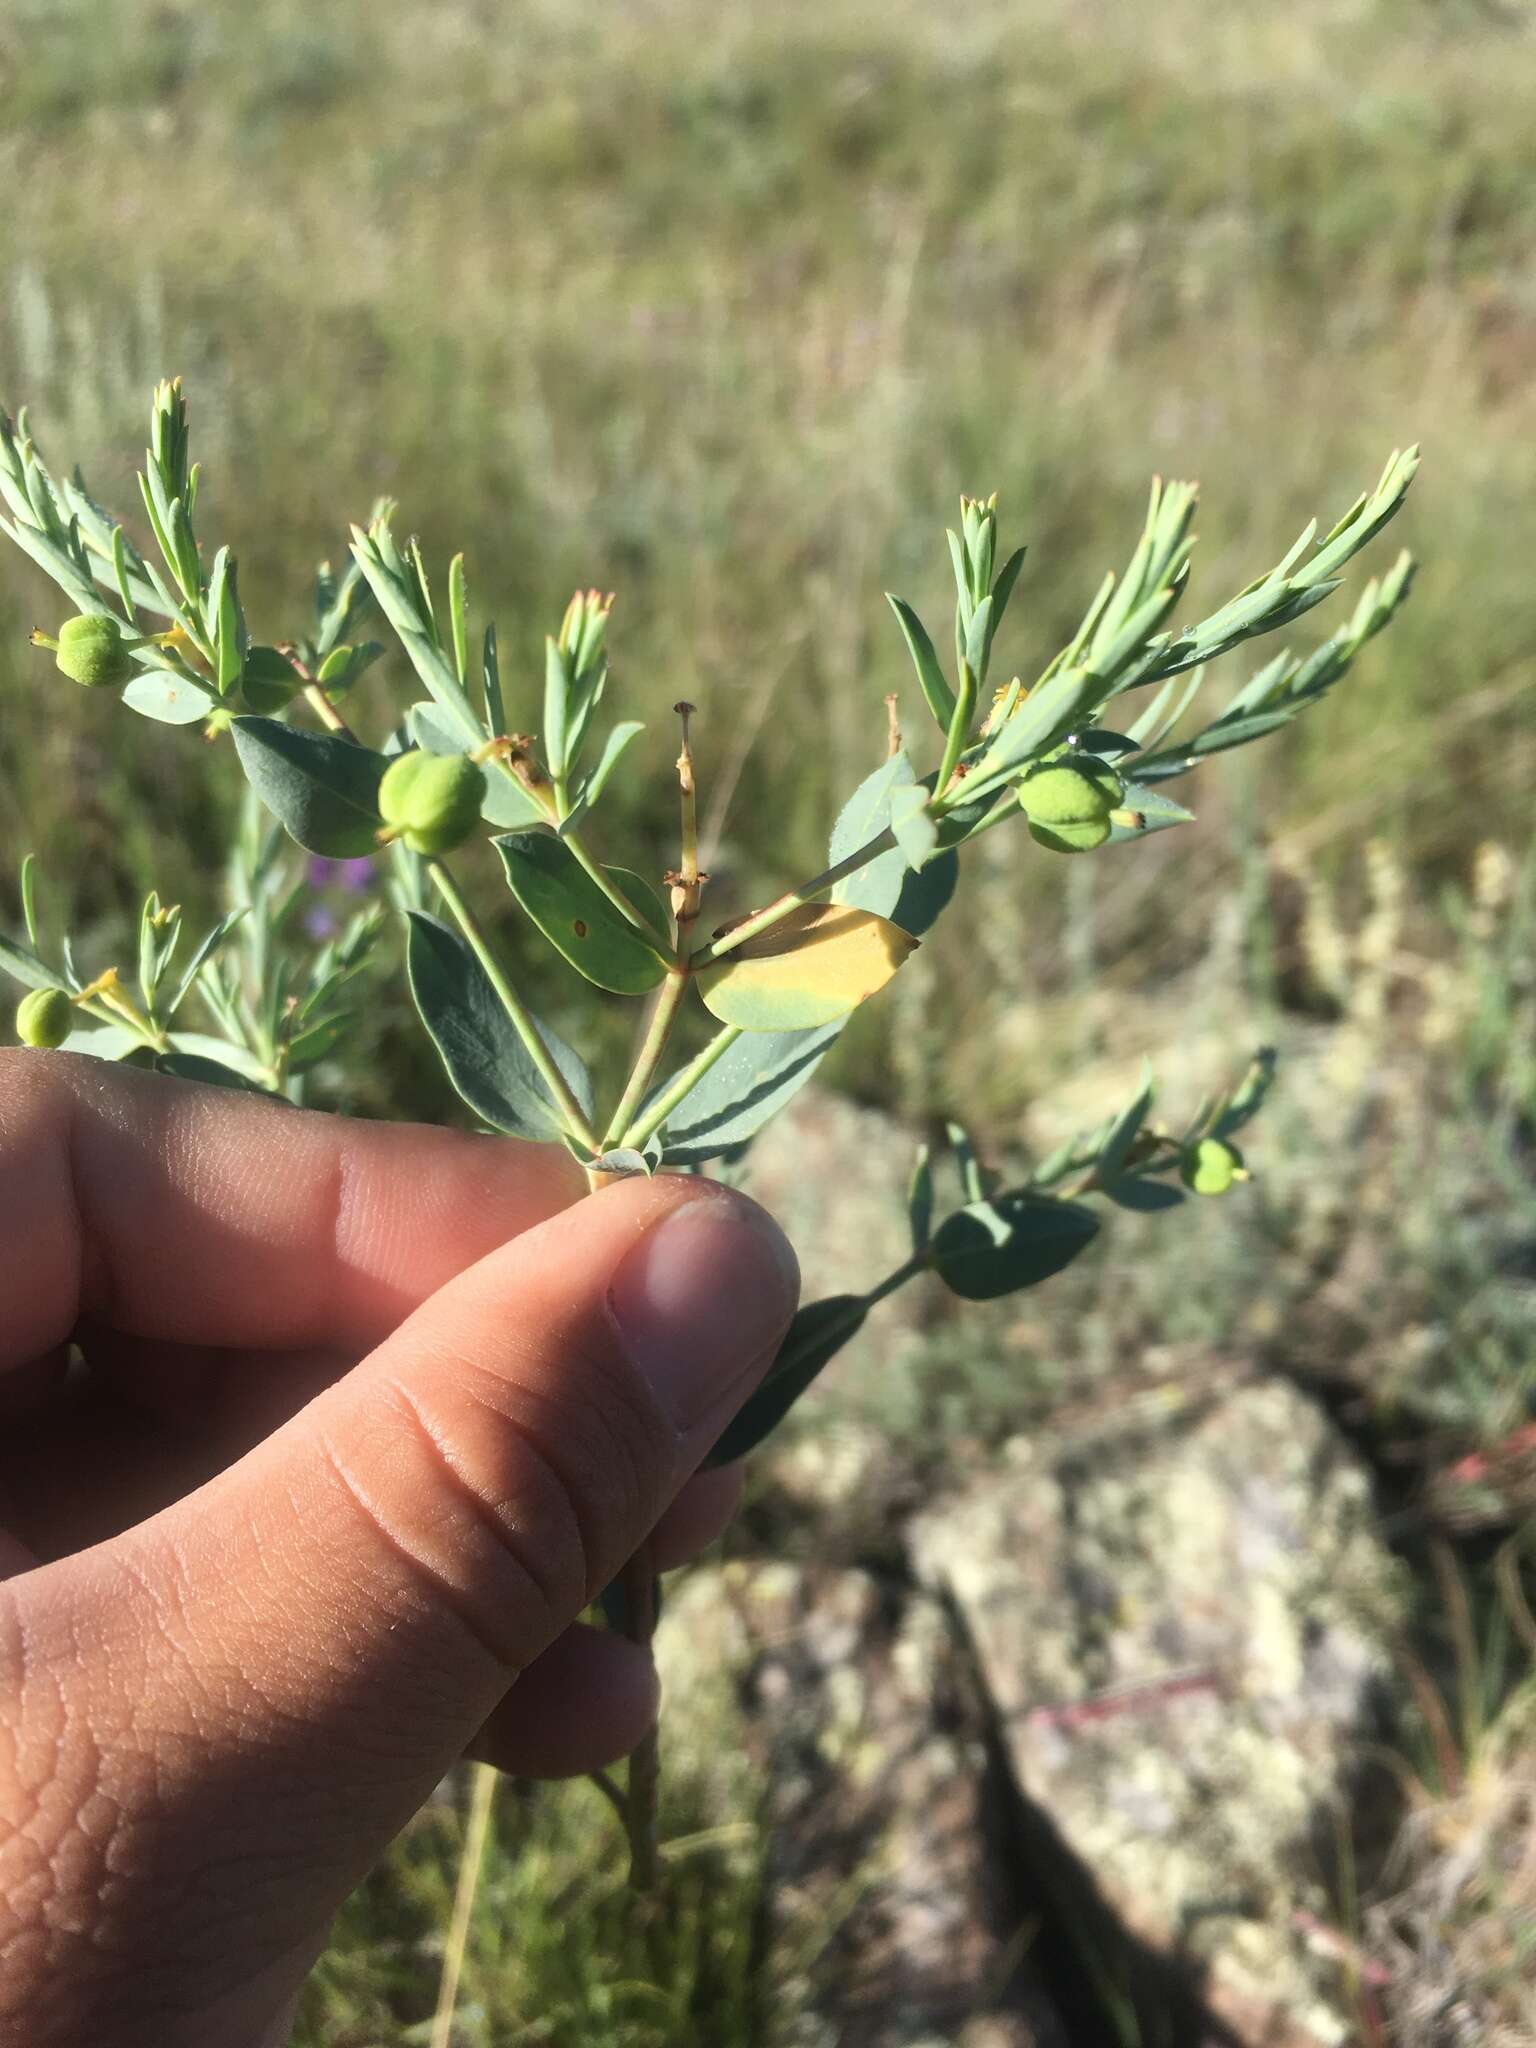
[5,0,1536,974]
[294,1766,775,2048]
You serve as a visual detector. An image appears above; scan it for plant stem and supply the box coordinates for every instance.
[671,702,703,935]
[935,659,979,797]
[602,969,690,1149]
[618,1544,660,1891]
[621,1022,743,1151]
[562,823,652,933]
[690,828,896,966]
[864,1250,930,1305]
[429,1762,498,2048]
[302,680,351,736]
[426,858,598,1151]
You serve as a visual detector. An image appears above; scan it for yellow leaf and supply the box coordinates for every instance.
[696,903,917,1032]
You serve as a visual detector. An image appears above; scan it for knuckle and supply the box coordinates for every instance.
[319,1334,670,1673]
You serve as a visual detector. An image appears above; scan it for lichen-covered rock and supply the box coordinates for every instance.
[655,1562,1067,2048]
[910,1378,1405,2047]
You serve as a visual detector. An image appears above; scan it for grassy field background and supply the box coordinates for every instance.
[3,0,1536,2040]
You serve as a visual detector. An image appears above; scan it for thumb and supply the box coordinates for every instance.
[11,1176,796,2026]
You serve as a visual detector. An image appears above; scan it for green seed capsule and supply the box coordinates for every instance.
[1019,758,1123,825]
[1180,1136,1244,1196]
[1027,814,1111,853]
[54,614,136,689]
[1019,757,1123,856]
[378,750,488,856]
[16,987,73,1050]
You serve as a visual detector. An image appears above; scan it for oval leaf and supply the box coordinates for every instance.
[705,1295,869,1466]
[930,1192,1100,1299]
[696,904,916,1032]
[123,669,215,725]
[606,866,673,946]
[495,831,669,995]
[406,910,593,1139]
[832,752,916,921]
[232,716,387,858]
[888,781,939,871]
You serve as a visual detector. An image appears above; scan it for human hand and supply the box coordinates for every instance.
[0,1052,798,2048]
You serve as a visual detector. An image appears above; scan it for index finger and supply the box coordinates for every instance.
[0,1050,585,1370]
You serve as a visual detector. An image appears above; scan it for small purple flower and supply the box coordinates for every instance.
[304,906,338,941]
[306,855,376,894]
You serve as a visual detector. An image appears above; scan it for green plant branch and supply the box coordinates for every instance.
[691,827,896,965]
[426,859,599,1150]
[602,969,691,1149]
[935,659,979,797]
[559,821,652,935]
[617,1543,660,1891]
[621,1021,744,1152]
[864,1250,930,1304]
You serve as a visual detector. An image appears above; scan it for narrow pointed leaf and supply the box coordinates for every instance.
[0,932,56,992]
[974,665,1102,784]
[886,594,956,730]
[167,908,247,1018]
[582,721,644,808]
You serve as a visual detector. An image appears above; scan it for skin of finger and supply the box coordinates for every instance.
[465,1623,661,1778]
[0,1327,743,1571]
[0,1178,790,2045]
[0,1050,585,1373]
[463,1465,743,1779]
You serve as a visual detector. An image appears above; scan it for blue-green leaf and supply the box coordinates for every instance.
[888,782,938,872]
[581,721,644,808]
[931,1192,1100,1299]
[886,594,956,730]
[406,911,592,1140]
[657,1021,844,1166]
[0,932,57,993]
[496,831,669,994]
[122,669,215,725]
[232,717,387,858]
[705,1295,869,1466]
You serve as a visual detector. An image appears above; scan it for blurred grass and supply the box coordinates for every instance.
[5,0,1536,2038]
[4,0,1536,1040]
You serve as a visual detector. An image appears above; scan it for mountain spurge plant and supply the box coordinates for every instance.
[0,379,1417,1894]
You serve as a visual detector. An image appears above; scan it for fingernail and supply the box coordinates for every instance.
[607,1197,799,1433]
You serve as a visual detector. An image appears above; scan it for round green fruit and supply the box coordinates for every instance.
[1018,757,1123,825]
[1180,1137,1244,1196]
[55,614,136,688]
[1027,814,1112,854]
[16,987,73,1050]
[1019,757,1122,855]
[378,750,488,855]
